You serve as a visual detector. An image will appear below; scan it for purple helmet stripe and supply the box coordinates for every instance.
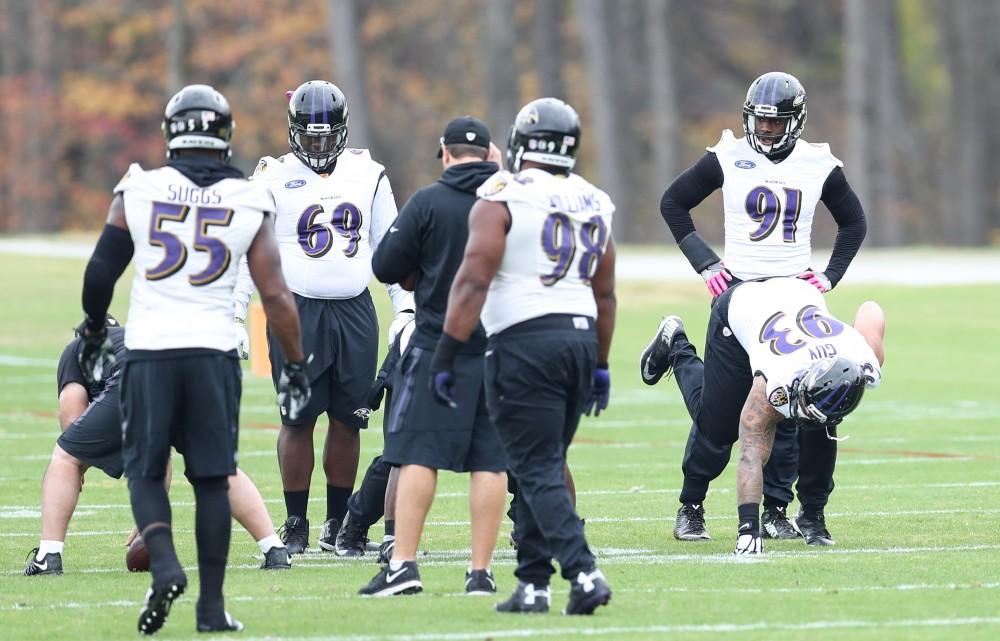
[309,86,317,125]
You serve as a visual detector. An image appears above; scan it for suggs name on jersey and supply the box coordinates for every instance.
[166,183,223,205]
[548,193,602,214]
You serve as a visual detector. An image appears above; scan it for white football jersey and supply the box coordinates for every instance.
[709,130,842,280]
[247,149,396,300]
[477,168,615,336]
[116,163,270,351]
[728,278,881,418]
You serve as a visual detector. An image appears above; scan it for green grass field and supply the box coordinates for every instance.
[1,251,998,641]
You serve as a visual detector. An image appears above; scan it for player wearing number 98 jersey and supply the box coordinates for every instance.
[232,80,415,556]
[431,98,615,615]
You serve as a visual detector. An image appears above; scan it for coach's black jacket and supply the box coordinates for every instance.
[372,160,498,352]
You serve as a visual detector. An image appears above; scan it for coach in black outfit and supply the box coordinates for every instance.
[359,117,508,596]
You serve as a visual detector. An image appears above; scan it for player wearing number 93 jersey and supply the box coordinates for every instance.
[232,80,415,556]
[431,98,615,615]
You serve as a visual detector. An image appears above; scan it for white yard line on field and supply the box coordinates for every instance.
[5,582,999,613]
[2,481,999,515]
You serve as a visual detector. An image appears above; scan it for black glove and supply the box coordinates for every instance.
[429,334,462,409]
[78,325,116,385]
[583,365,611,417]
[366,375,388,411]
[277,360,311,422]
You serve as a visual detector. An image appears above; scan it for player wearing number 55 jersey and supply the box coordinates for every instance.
[233,80,414,556]
[77,84,308,635]
[432,99,615,616]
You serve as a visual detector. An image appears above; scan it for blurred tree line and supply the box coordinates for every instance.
[1,0,997,246]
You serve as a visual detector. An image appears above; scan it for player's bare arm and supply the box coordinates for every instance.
[853,301,886,365]
[246,218,304,364]
[441,199,509,342]
[591,237,617,364]
[58,383,90,431]
[736,376,782,506]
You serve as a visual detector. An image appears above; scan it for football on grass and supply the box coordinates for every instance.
[126,535,151,572]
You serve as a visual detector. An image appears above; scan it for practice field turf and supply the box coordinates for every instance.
[0,251,998,641]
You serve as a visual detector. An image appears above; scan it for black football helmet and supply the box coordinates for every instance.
[791,356,866,426]
[507,98,581,173]
[161,84,234,160]
[287,80,349,173]
[742,71,807,158]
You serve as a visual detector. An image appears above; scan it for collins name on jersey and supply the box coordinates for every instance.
[709,129,842,281]
[116,163,270,351]
[727,278,881,418]
[476,168,614,336]
[250,149,393,300]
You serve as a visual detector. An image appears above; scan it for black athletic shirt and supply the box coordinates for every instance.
[659,149,867,287]
[56,326,128,401]
[372,161,499,352]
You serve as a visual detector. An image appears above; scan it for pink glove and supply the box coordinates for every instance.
[286,90,294,100]
[700,262,733,298]
[798,271,832,293]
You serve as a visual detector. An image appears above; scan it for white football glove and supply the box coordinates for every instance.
[387,310,415,349]
[235,317,250,360]
[734,532,763,556]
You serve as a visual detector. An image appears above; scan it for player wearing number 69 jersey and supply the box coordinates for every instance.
[232,80,414,556]
[432,98,615,616]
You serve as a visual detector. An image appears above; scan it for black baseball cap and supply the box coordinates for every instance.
[436,116,490,158]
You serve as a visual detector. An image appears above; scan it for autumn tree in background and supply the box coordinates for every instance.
[0,0,996,246]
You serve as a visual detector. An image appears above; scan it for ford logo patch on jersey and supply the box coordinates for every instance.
[284,179,306,189]
[735,160,756,169]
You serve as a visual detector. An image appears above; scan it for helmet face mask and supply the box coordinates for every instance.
[287,80,349,173]
[161,84,234,160]
[791,356,865,426]
[506,98,581,173]
[742,72,807,158]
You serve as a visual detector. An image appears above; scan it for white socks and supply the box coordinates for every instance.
[37,540,64,559]
[257,534,284,554]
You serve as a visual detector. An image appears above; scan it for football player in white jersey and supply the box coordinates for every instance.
[77,84,308,635]
[724,278,884,554]
[232,80,414,555]
[431,99,615,615]
[647,72,868,543]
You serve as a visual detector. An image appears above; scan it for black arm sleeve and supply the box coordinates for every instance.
[659,152,725,243]
[820,167,867,287]
[81,224,134,330]
[372,194,423,284]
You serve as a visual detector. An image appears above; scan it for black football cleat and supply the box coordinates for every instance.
[465,568,497,595]
[495,581,550,614]
[762,506,802,540]
[318,517,341,552]
[639,315,685,385]
[260,546,292,570]
[376,537,395,565]
[137,577,187,635]
[564,569,611,615]
[196,610,244,633]
[24,548,63,576]
[335,512,368,557]
[673,503,711,540]
[278,516,309,555]
[359,561,423,597]
[793,508,836,546]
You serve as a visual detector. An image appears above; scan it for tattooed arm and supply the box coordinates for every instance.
[736,375,784,506]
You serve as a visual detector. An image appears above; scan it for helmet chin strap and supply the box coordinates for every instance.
[824,424,849,442]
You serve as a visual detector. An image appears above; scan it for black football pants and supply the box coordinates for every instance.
[672,286,836,510]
